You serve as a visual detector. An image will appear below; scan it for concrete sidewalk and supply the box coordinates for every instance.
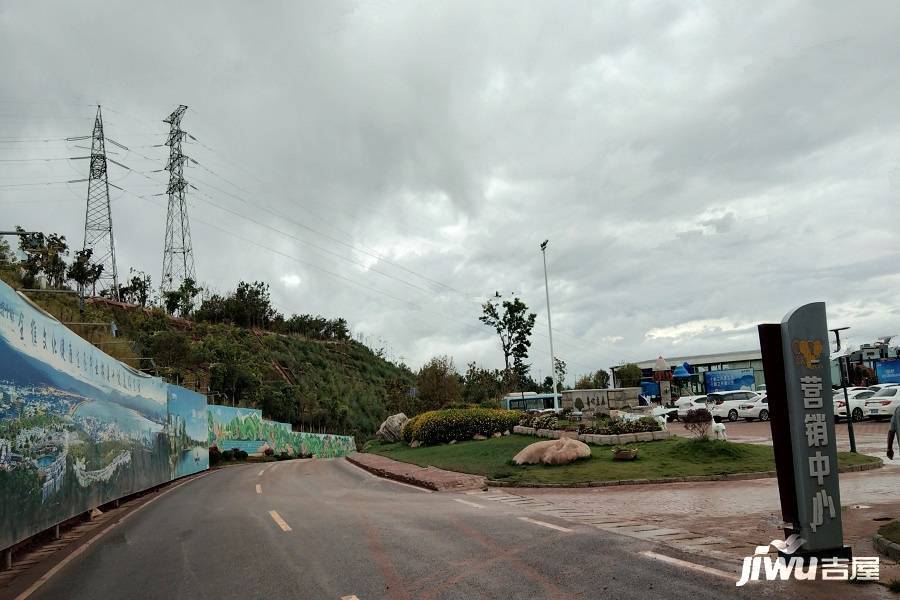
[347,453,486,491]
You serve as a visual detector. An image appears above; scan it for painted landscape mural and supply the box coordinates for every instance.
[0,281,172,549]
[167,386,209,478]
[208,405,355,458]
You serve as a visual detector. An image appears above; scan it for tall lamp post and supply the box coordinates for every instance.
[830,327,857,453]
[540,240,558,408]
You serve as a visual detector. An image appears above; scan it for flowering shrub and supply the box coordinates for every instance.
[531,413,559,430]
[402,413,423,444]
[518,413,535,427]
[404,408,520,445]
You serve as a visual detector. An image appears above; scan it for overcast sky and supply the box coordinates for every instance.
[2,1,899,383]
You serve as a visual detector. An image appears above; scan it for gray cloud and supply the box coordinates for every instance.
[1,1,899,382]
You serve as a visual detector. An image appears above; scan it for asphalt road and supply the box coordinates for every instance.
[25,458,871,600]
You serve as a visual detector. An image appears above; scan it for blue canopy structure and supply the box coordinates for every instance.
[673,364,692,378]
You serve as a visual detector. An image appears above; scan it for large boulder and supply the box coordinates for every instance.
[376,413,409,443]
[513,438,592,466]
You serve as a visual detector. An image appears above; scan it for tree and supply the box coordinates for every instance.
[16,227,69,289]
[541,357,568,393]
[163,277,202,316]
[120,268,152,307]
[416,355,462,411]
[0,238,11,263]
[575,369,610,390]
[479,292,536,377]
[462,362,506,407]
[66,249,95,294]
[617,363,642,388]
[554,357,566,390]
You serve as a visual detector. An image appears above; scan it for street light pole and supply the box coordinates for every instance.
[830,326,857,454]
[540,240,558,409]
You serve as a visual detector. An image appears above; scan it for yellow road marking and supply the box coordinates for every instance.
[518,517,573,533]
[255,484,262,494]
[269,510,291,532]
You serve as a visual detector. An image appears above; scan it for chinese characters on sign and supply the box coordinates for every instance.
[780,303,844,553]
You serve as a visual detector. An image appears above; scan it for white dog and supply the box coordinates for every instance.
[711,421,727,440]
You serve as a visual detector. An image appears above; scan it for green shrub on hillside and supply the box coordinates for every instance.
[405,408,519,445]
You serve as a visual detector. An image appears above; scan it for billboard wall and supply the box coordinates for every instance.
[703,368,756,393]
[0,281,172,550]
[167,386,209,478]
[875,359,900,384]
[0,279,352,550]
[207,405,354,458]
[207,405,267,454]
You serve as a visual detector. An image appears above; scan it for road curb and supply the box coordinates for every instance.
[486,458,882,488]
[346,454,486,491]
[873,532,900,561]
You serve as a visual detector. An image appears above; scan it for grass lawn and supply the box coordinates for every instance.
[365,434,880,485]
[879,520,900,545]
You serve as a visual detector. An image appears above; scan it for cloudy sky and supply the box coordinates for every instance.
[2,1,899,383]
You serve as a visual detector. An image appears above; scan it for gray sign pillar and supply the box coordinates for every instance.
[776,302,846,554]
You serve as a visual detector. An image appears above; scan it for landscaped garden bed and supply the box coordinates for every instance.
[366,434,880,487]
[514,411,671,445]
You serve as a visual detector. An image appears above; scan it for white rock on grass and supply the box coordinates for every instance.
[376,413,409,443]
[513,438,592,466]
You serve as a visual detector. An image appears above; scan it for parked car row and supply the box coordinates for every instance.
[668,382,900,424]
[673,391,764,422]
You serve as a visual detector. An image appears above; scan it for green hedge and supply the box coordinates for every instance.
[403,408,520,445]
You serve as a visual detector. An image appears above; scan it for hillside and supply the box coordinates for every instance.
[0,264,414,442]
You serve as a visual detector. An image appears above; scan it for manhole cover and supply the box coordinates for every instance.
[851,504,871,509]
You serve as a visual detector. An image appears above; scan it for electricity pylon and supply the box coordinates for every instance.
[160,105,196,294]
[77,106,120,298]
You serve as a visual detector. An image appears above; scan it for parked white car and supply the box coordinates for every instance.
[708,390,759,422]
[866,383,900,394]
[675,395,709,420]
[864,386,900,421]
[738,394,769,421]
[833,389,876,422]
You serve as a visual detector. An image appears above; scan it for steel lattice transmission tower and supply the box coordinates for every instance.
[160,104,197,294]
[80,106,119,298]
